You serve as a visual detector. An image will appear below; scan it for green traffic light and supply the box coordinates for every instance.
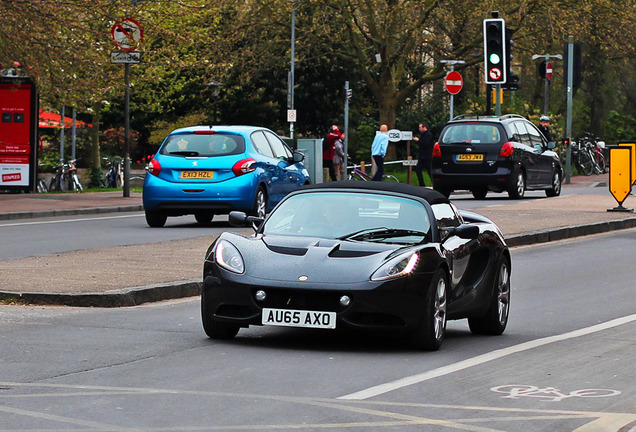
[489,53,501,65]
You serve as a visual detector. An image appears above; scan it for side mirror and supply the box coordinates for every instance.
[228,211,264,230]
[292,151,305,163]
[547,141,556,149]
[442,224,480,241]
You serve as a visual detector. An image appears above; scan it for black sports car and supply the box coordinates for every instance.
[201,181,511,350]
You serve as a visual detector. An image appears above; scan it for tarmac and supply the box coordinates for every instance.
[1,173,636,308]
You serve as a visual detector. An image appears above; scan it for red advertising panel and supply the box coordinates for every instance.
[0,78,38,191]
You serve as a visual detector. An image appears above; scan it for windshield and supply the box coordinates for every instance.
[263,192,431,243]
[440,123,501,144]
[159,132,245,157]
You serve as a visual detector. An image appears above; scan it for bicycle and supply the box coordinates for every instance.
[348,165,399,182]
[36,164,48,193]
[571,139,596,176]
[48,159,83,192]
[579,132,606,174]
[103,156,123,188]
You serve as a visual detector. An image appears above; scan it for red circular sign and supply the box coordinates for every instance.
[444,71,463,95]
[546,61,553,81]
[488,67,502,81]
[111,18,143,52]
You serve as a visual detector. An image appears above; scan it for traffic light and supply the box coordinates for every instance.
[483,18,507,84]
[563,41,582,90]
[502,72,519,91]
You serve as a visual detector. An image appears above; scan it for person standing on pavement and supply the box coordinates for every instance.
[333,132,345,180]
[538,115,552,142]
[413,122,434,187]
[323,125,339,182]
[371,124,389,181]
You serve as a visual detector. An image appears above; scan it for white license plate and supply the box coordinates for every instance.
[262,308,336,329]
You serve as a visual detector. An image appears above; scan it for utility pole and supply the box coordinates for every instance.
[343,81,351,178]
[565,37,574,184]
[288,0,298,139]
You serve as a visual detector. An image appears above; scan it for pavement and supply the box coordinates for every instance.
[1,173,636,308]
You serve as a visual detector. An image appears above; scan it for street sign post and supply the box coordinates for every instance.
[441,60,466,121]
[111,18,143,198]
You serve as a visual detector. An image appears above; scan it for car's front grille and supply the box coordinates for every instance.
[258,289,341,312]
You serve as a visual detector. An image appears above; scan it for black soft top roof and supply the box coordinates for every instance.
[300,180,450,205]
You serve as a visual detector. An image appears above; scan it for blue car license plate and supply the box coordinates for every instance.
[180,170,213,179]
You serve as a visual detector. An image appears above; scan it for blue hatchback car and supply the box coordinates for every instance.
[142,125,311,227]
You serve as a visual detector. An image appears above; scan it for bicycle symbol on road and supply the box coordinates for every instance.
[491,385,621,402]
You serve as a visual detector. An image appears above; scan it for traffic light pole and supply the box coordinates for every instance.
[565,36,574,184]
[495,84,502,116]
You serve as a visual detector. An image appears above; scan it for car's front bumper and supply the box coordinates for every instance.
[202,269,434,332]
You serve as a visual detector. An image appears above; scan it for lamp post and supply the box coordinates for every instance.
[288,0,299,138]
[207,80,224,124]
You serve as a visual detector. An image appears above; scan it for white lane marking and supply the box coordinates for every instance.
[0,213,144,227]
[338,314,636,400]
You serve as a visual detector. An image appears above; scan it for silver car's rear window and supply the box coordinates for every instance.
[160,132,245,157]
[440,124,501,144]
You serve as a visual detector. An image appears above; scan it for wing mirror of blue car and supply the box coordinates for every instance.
[292,151,305,163]
[441,224,480,241]
[228,211,264,230]
[548,141,556,149]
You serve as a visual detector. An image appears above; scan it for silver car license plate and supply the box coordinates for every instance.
[262,308,336,329]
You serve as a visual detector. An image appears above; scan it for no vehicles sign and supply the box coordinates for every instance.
[111,18,143,52]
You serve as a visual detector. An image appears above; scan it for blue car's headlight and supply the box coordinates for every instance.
[371,252,419,281]
[214,240,245,274]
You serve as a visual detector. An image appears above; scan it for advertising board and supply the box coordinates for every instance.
[0,77,38,191]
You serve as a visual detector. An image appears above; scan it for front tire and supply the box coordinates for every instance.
[410,269,448,351]
[249,186,267,218]
[545,170,562,197]
[145,211,167,228]
[201,290,240,339]
[468,257,511,335]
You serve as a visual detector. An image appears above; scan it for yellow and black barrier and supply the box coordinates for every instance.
[608,143,634,212]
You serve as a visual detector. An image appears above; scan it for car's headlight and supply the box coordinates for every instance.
[371,252,419,281]
[214,240,245,274]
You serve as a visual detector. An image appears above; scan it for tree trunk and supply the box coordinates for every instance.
[88,103,104,188]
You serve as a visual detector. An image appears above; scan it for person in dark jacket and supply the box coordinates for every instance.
[538,115,552,142]
[413,122,433,187]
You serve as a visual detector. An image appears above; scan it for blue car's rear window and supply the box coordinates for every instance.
[159,133,245,157]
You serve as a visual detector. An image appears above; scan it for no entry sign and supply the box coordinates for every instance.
[445,71,463,95]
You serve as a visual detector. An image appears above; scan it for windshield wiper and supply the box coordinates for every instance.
[338,227,428,241]
[169,151,200,156]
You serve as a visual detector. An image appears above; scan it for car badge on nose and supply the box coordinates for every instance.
[192,161,198,167]
[466,148,472,152]
[298,275,308,281]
